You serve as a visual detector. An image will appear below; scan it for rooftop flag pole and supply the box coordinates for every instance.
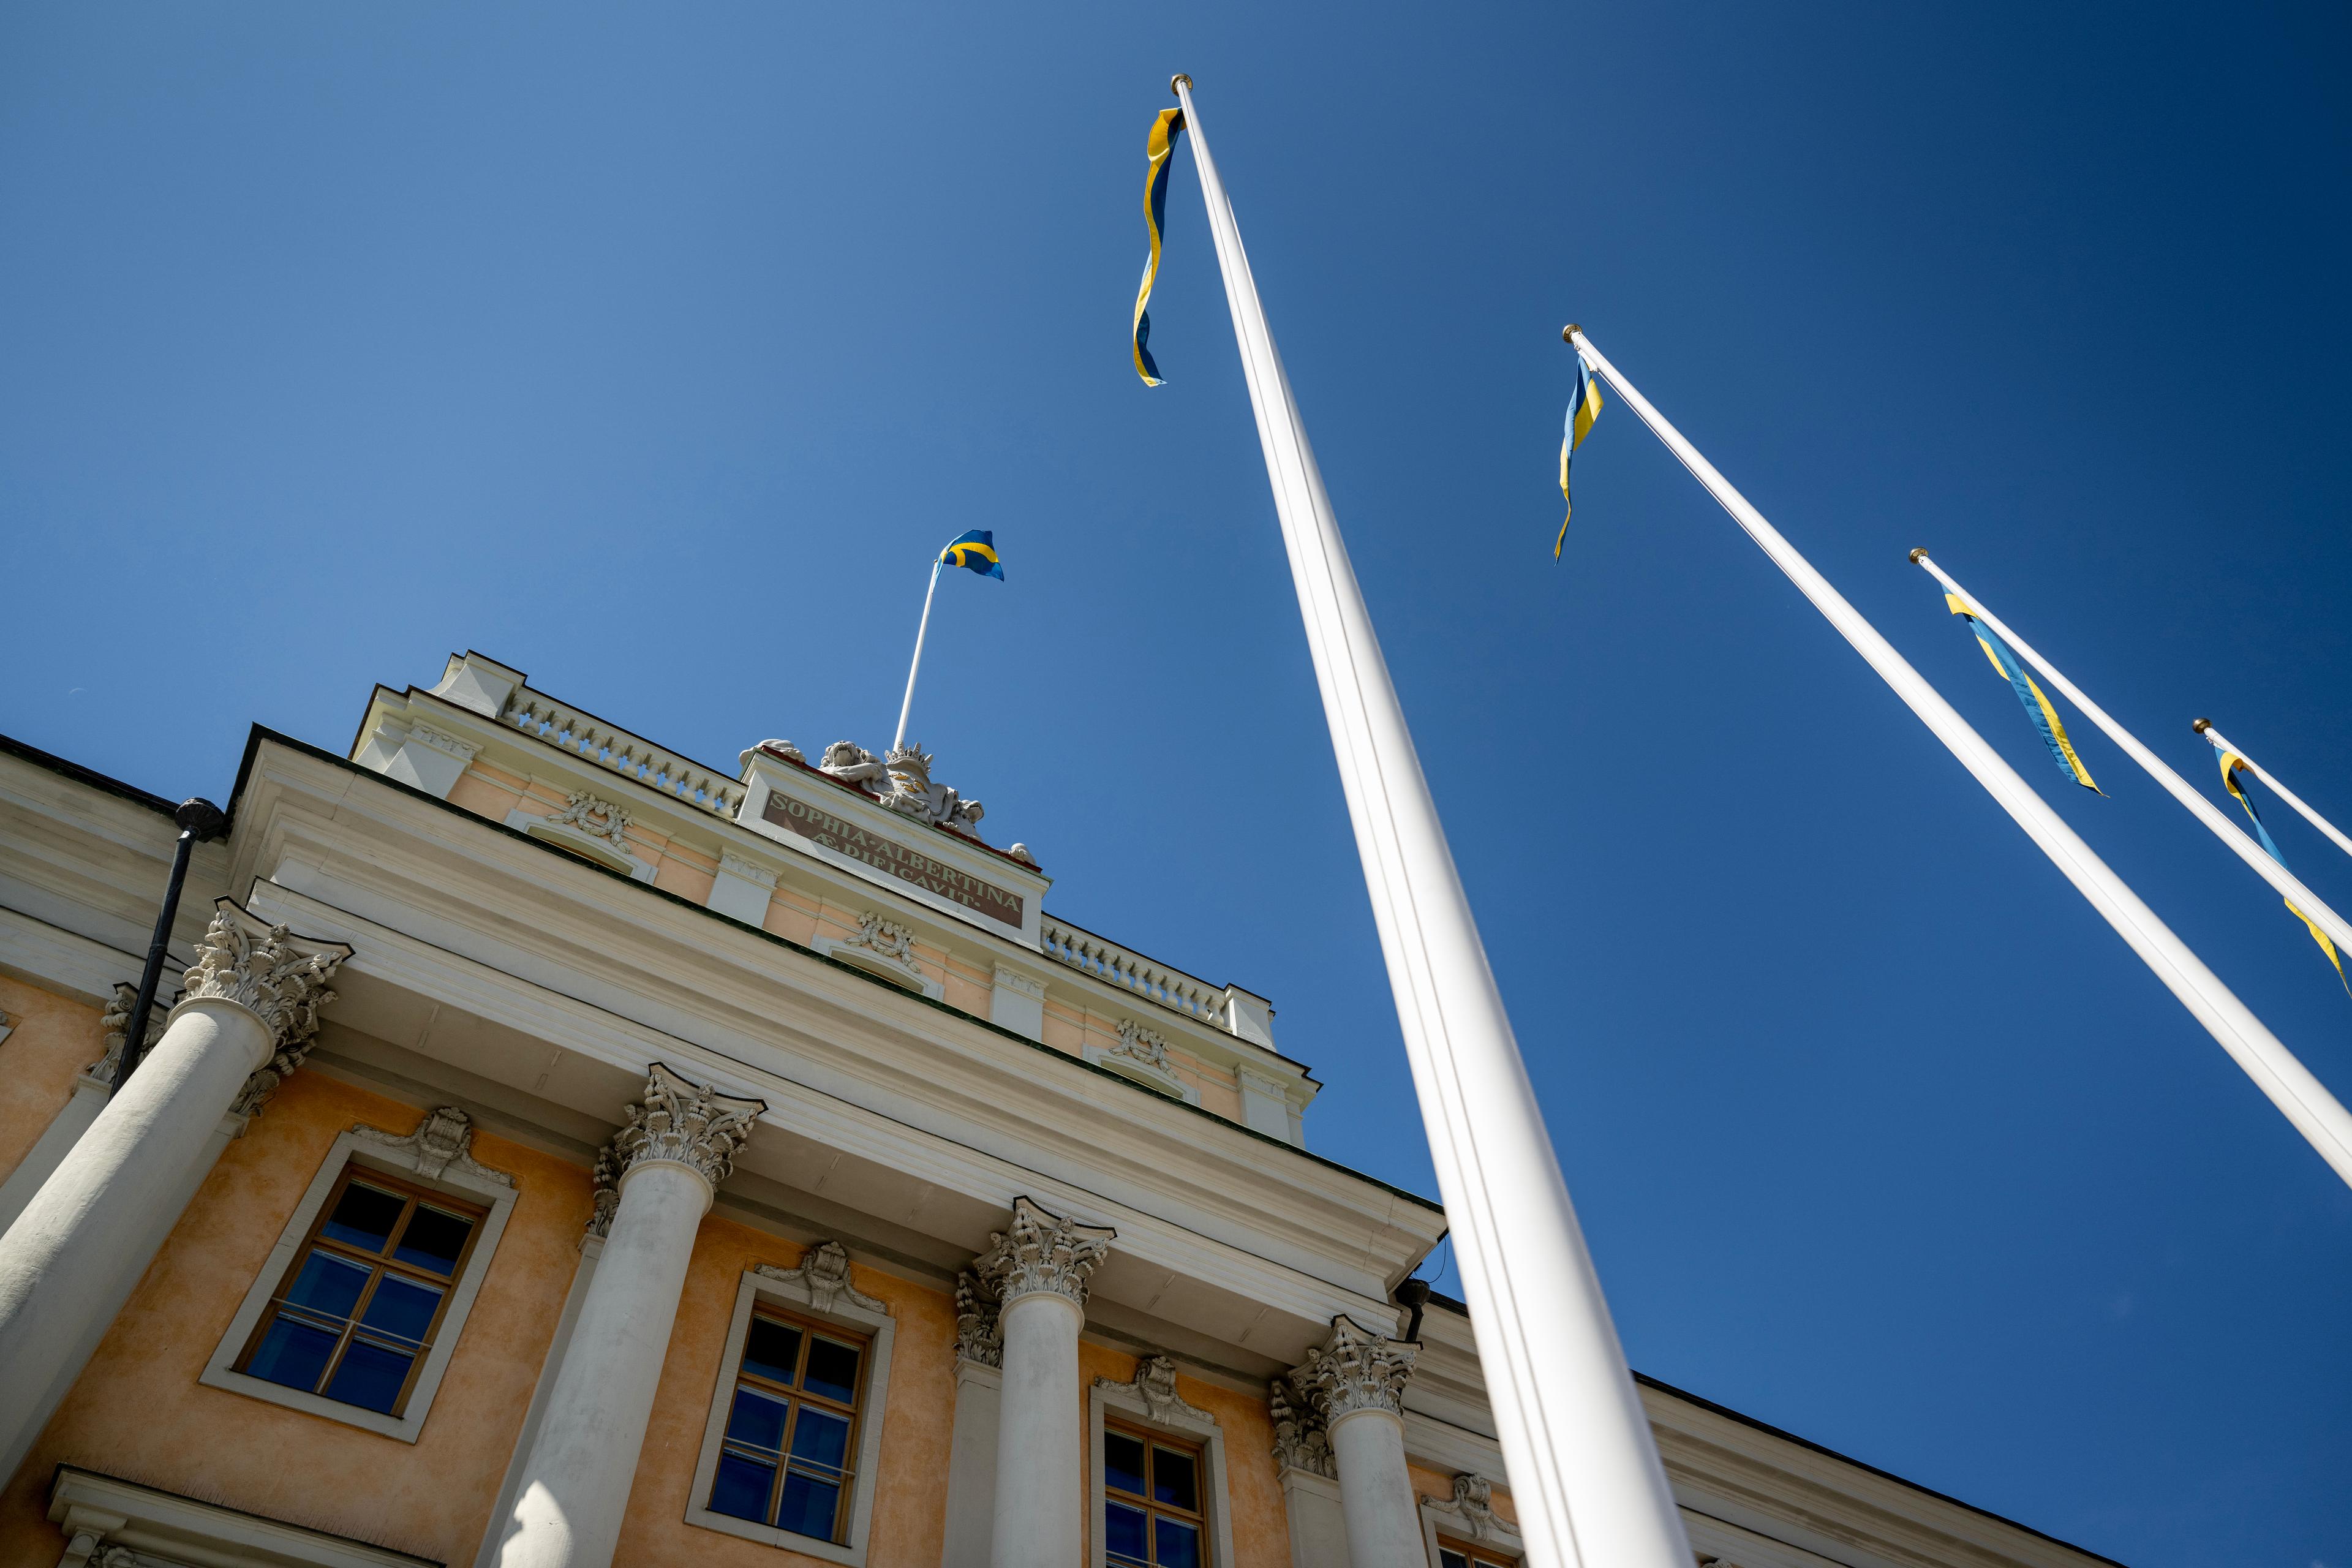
[893,559,943,753]
[1170,77,1693,1568]
[1569,326,2352,1189]
[2192,720,2352,864]
[1912,552,2352,957]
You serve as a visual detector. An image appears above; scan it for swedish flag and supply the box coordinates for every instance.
[1133,107,1185,386]
[940,530,1003,579]
[1946,595,2100,793]
[1555,353,1604,559]
[2211,737,2350,995]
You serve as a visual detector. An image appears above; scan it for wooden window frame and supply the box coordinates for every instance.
[1103,1420,1211,1568]
[1433,1532,1518,1568]
[231,1164,489,1419]
[713,1304,872,1545]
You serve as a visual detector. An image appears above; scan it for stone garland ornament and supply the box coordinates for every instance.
[847,912,923,974]
[1112,1019,1172,1072]
[756,1240,886,1316]
[543,791,633,851]
[972,1197,1117,1310]
[353,1105,515,1188]
[953,1269,1003,1369]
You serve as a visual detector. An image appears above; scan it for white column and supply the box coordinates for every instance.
[1292,1317,1423,1568]
[975,1197,1115,1568]
[0,902,346,1468]
[495,1063,763,1568]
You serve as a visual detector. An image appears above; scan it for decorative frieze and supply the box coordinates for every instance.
[1289,1314,1417,1424]
[954,1269,1003,1368]
[173,901,350,1052]
[756,1240,886,1316]
[353,1106,514,1188]
[1098,1354,1212,1428]
[973,1197,1117,1310]
[1267,1378,1335,1479]
[607,1062,764,1188]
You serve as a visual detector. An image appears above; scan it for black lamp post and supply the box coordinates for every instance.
[111,797,231,1091]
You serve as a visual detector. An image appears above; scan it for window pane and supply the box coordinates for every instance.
[1104,1501,1148,1564]
[1104,1430,1147,1497]
[1155,1517,1202,1568]
[247,1316,338,1392]
[741,1317,804,1384]
[802,1335,861,1403]
[359,1275,443,1348]
[790,1406,851,1473]
[1439,1553,1472,1568]
[323,1338,416,1413]
[725,1386,790,1455]
[775,1471,841,1540]
[1152,1446,1199,1511]
[282,1251,370,1321]
[393,1204,475,1275]
[320,1182,407,1254]
[709,1452,776,1523]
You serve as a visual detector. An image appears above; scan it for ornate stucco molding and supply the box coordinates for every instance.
[1267,1378,1335,1479]
[973,1196,1115,1311]
[407,723,481,763]
[1112,1019,1172,1072]
[1291,1314,1417,1425]
[172,900,350,1052]
[353,1106,515,1188]
[543,791,632,851]
[606,1062,765,1189]
[1426,1472,1505,1542]
[718,848,780,889]
[756,1241,886,1316]
[954,1270,1003,1368]
[1096,1355,1213,1428]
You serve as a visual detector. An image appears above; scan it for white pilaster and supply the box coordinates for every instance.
[974,1197,1115,1568]
[0,903,347,1469]
[1292,1317,1422,1568]
[385,724,482,800]
[707,850,778,927]
[989,963,1049,1042]
[1235,1066,1295,1142]
[494,1064,762,1568]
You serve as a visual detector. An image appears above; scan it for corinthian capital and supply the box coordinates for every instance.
[609,1061,765,1188]
[173,900,352,1051]
[1291,1314,1416,1423]
[973,1196,1116,1310]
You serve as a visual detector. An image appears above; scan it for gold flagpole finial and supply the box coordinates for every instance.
[2193,717,2214,734]
[1562,324,1581,344]
[1170,74,1192,95]
[1909,547,1931,564]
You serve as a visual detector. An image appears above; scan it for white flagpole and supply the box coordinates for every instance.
[1570,326,2352,1189]
[1911,554,2352,956]
[2193,720,2352,863]
[894,560,943,752]
[1172,79,1692,1568]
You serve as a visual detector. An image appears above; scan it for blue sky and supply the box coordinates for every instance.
[4,4,2347,1564]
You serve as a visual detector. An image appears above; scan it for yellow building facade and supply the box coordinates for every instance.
[0,653,2120,1568]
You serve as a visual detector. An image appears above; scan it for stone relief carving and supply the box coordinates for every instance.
[840,911,924,976]
[953,1269,1003,1368]
[1112,1019,1172,1072]
[756,1240,886,1316]
[973,1197,1116,1310]
[353,1105,515,1188]
[1427,1472,1502,1540]
[1098,1354,1213,1428]
[606,1062,765,1189]
[543,790,632,851]
[742,739,807,768]
[818,741,989,840]
[1267,1378,1335,1479]
[176,902,350,1051]
[586,1142,622,1239]
[1289,1314,1417,1423]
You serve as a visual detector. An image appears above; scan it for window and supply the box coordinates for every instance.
[686,1261,899,1565]
[1104,1424,1207,1568]
[1436,1543,1514,1568]
[233,1167,485,1417]
[707,1307,869,1544]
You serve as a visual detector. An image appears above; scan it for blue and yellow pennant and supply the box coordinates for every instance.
[2209,737,2349,995]
[1555,353,1604,559]
[1133,107,1186,386]
[1946,595,2101,793]
[940,529,1003,579]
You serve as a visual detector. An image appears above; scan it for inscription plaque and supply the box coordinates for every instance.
[762,790,1025,928]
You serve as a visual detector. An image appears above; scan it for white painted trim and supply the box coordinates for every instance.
[48,1464,440,1567]
[1088,1372,1235,1568]
[681,1264,897,1566]
[198,1125,518,1442]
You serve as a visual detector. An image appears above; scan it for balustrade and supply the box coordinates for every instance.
[500,693,745,819]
